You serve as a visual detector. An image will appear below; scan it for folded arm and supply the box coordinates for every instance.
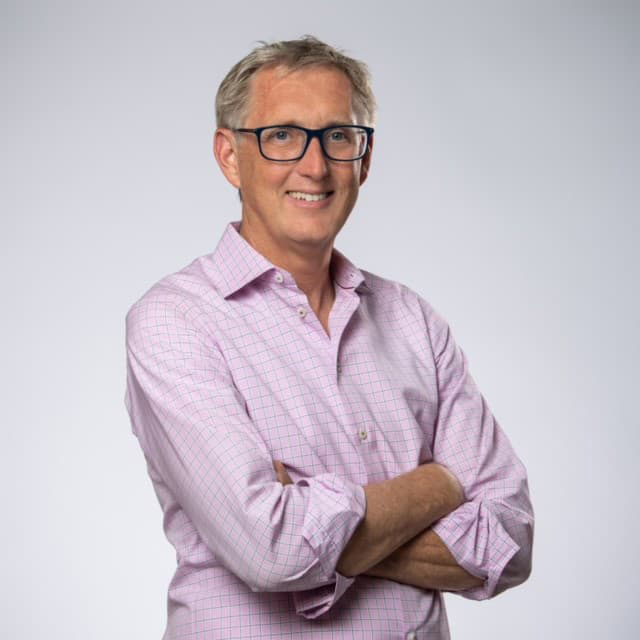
[275,461,481,593]
[275,459,466,580]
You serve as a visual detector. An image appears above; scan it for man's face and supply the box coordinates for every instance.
[219,65,372,260]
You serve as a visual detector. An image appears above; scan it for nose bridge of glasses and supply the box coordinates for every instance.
[302,129,329,161]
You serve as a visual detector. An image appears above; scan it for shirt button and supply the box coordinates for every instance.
[358,429,368,441]
[297,306,307,318]
[406,632,417,640]
[274,272,284,283]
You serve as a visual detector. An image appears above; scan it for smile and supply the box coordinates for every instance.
[287,191,332,202]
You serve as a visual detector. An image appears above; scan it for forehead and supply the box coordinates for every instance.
[245,64,356,126]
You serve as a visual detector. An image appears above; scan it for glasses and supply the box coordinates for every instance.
[234,125,374,162]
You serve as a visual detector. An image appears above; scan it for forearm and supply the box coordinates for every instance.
[336,463,463,577]
[365,528,485,591]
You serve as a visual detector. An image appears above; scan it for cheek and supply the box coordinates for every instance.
[257,166,291,193]
[337,171,361,200]
[340,164,362,187]
[238,151,286,191]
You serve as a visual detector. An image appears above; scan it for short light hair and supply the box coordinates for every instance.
[215,35,376,129]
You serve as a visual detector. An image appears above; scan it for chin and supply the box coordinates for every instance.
[286,220,339,248]
[287,230,332,249]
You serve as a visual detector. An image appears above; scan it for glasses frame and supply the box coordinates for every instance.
[234,124,374,162]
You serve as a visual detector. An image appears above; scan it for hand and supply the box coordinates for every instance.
[273,460,293,485]
[366,527,485,591]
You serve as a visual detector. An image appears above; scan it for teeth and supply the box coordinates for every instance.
[288,191,329,202]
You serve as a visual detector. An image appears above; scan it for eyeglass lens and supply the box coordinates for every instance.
[259,127,368,161]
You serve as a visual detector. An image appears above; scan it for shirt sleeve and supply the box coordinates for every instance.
[124,287,366,616]
[422,298,535,600]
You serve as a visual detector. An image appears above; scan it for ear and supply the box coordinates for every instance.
[214,128,241,188]
[358,133,374,186]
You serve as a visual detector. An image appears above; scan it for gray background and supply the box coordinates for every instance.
[2,1,638,638]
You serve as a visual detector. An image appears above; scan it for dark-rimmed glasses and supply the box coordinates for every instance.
[234,125,374,162]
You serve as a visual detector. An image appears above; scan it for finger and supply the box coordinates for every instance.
[273,460,293,485]
[273,459,285,482]
[276,461,292,484]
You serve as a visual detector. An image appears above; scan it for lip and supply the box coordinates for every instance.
[286,190,335,208]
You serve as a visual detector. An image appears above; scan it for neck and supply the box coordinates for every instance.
[238,219,336,316]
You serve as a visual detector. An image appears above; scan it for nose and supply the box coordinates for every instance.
[296,136,329,179]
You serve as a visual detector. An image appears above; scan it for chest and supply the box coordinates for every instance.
[214,287,439,484]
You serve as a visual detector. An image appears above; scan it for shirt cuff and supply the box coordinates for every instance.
[431,500,520,600]
[292,571,355,619]
[293,473,366,618]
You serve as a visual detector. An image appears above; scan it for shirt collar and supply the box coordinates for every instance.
[210,221,370,298]
[331,247,369,294]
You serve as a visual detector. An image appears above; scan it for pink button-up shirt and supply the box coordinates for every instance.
[125,221,534,639]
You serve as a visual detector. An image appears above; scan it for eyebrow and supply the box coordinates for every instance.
[267,121,357,129]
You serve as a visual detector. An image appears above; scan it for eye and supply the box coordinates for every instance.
[264,127,292,143]
[327,128,354,144]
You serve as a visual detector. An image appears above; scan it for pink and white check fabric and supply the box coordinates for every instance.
[125,221,534,639]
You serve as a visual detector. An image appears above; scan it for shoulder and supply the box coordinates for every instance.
[125,253,224,347]
[359,268,451,351]
[360,268,441,321]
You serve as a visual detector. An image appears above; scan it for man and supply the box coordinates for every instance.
[125,36,534,639]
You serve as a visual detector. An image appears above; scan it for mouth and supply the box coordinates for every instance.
[286,190,334,202]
